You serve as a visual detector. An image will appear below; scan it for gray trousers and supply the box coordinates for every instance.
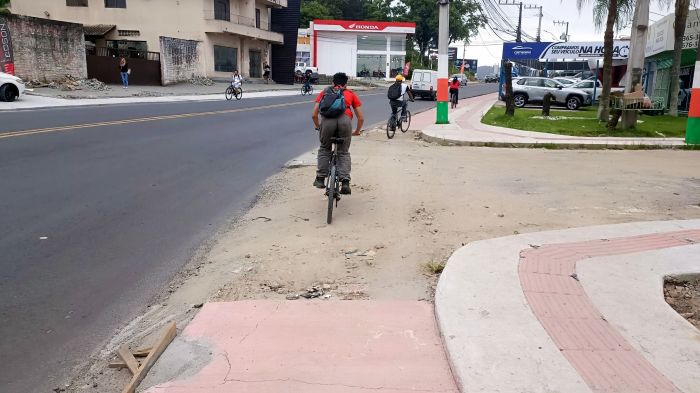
[317,115,353,180]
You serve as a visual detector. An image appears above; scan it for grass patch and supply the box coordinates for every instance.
[425,261,446,275]
[482,106,687,138]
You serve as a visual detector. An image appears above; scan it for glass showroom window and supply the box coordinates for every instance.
[390,55,405,77]
[357,54,386,78]
[390,36,406,52]
[357,35,387,51]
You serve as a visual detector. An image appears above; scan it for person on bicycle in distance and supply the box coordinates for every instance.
[302,69,312,93]
[387,74,412,121]
[449,76,460,106]
[311,72,364,195]
[231,70,243,91]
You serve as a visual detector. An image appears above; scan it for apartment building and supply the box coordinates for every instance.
[8,0,287,79]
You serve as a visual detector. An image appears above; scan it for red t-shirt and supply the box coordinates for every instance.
[450,80,460,90]
[315,87,362,119]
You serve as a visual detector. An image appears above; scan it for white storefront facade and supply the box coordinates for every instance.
[310,20,416,79]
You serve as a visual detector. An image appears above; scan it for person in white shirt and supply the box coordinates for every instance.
[388,74,413,120]
[231,70,243,91]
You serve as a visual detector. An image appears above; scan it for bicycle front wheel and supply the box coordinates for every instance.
[327,165,336,224]
[225,87,234,101]
[301,86,306,95]
[386,117,396,139]
[400,111,411,133]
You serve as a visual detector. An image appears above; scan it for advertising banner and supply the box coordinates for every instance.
[502,41,630,61]
[455,59,478,71]
[0,17,15,75]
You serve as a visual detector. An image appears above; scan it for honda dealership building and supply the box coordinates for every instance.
[306,19,416,79]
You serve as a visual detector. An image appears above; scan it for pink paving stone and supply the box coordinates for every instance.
[518,231,695,393]
[143,301,459,393]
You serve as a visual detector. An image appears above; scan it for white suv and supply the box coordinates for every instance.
[0,72,26,102]
[512,77,592,110]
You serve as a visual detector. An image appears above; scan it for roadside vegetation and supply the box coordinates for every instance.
[482,105,687,138]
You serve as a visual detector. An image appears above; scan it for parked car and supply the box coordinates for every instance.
[450,73,468,86]
[484,74,498,83]
[294,62,317,75]
[0,72,25,102]
[571,71,595,81]
[553,78,577,86]
[411,69,439,100]
[511,77,592,110]
[570,79,625,102]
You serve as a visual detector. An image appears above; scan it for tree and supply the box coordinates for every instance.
[666,0,691,117]
[400,0,485,63]
[574,0,633,123]
[300,1,335,28]
[0,0,10,15]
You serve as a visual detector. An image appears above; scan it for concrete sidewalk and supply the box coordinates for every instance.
[436,219,700,393]
[418,94,687,148]
[0,89,303,111]
[131,221,700,393]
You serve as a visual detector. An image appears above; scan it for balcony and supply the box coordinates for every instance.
[204,9,284,44]
[256,0,287,8]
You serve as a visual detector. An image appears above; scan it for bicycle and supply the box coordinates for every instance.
[325,136,345,224]
[225,84,242,101]
[386,109,411,139]
[301,83,314,95]
[450,89,458,108]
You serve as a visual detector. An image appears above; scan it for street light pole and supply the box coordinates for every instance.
[436,0,450,124]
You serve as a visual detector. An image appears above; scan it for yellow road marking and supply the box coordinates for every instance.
[0,91,385,140]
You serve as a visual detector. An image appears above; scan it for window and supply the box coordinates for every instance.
[543,79,561,88]
[214,45,237,72]
[524,79,542,87]
[67,0,88,6]
[390,36,405,52]
[516,79,526,85]
[214,0,230,21]
[255,8,261,29]
[105,0,126,8]
[390,55,404,78]
[577,81,594,89]
[118,30,140,37]
[357,54,386,77]
[295,51,310,65]
[357,35,386,51]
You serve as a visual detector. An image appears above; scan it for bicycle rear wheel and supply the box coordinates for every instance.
[400,110,411,133]
[301,86,306,95]
[386,116,396,139]
[235,88,242,100]
[225,87,234,101]
[326,165,336,224]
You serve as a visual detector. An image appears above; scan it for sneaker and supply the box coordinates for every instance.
[313,176,325,189]
[340,179,351,195]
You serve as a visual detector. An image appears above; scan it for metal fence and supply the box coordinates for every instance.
[86,46,160,62]
[203,9,256,27]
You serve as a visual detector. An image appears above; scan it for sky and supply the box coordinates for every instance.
[461,0,686,68]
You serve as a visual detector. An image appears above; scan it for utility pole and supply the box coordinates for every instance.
[686,37,700,144]
[553,20,569,42]
[525,5,543,42]
[621,0,650,129]
[436,0,450,124]
[499,1,523,43]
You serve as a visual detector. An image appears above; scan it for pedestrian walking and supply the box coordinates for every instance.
[119,57,130,89]
[263,63,271,84]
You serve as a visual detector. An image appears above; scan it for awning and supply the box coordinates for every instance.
[83,24,116,37]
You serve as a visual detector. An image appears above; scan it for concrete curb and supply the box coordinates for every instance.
[435,219,700,393]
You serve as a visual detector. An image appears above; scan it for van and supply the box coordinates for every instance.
[410,69,438,100]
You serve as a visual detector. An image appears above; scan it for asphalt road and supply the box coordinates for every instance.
[0,83,497,392]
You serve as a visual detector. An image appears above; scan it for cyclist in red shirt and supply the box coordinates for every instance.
[311,72,364,195]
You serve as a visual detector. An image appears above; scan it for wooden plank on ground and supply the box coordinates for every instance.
[132,347,152,358]
[117,344,140,375]
[121,322,177,393]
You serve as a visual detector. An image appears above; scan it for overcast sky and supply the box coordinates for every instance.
[461,0,693,67]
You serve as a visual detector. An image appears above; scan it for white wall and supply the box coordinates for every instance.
[316,32,356,76]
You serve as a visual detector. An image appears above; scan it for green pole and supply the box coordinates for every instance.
[686,40,700,144]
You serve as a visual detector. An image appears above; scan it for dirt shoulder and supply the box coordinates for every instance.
[66,130,700,392]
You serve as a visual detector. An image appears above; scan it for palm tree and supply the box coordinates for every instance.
[574,0,633,122]
[666,0,690,116]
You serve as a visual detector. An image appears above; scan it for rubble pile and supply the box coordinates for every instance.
[189,76,215,86]
[28,75,110,91]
